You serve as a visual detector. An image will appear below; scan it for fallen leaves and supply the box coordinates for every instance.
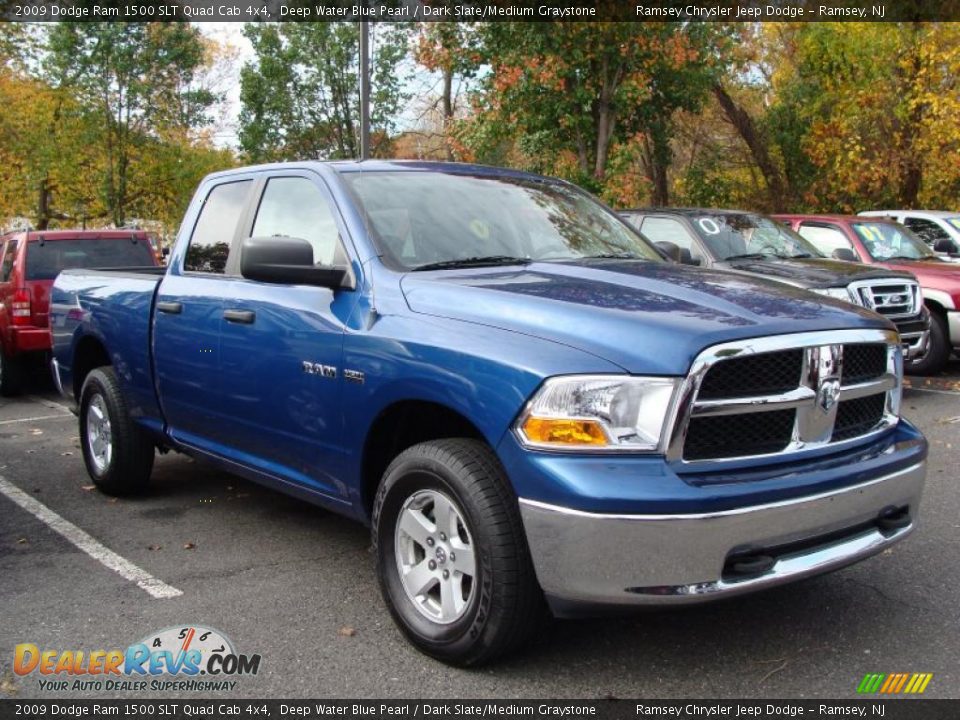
[338,626,356,637]
[183,542,196,550]
[81,485,95,492]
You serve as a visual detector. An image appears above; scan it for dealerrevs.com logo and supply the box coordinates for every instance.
[13,625,261,692]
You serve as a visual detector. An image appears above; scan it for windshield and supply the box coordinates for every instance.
[26,238,155,280]
[851,222,935,261]
[688,213,823,261]
[947,218,960,232]
[342,171,662,270]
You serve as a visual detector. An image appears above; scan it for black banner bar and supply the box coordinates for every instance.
[5,0,960,23]
[2,700,960,720]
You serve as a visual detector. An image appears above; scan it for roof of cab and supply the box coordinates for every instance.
[202,159,560,184]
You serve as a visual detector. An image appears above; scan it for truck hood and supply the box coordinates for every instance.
[717,257,914,289]
[876,258,960,294]
[400,260,890,375]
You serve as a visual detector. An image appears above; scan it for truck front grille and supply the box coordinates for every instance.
[668,329,901,464]
[832,394,887,442]
[849,279,921,319]
[684,409,795,461]
[841,344,887,385]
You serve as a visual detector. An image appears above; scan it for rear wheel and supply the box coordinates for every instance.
[906,311,949,376]
[372,439,544,666]
[79,367,154,495]
[0,346,24,397]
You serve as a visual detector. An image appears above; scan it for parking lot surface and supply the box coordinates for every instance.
[1,362,958,700]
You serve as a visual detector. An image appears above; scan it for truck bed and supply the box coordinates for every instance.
[50,267,165,425]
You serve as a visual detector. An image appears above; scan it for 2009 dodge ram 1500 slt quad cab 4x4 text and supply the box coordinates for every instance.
[50,161,927,666]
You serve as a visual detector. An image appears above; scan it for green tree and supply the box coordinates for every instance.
[462,22,722,205]
[239,22,410,162]
[46,22,216,226]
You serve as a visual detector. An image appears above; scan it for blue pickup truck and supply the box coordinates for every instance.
[50,161,927,665]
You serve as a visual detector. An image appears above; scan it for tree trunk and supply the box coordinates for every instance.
[36,178,51,230]
[713,82,789,212]
[442,67,454,161]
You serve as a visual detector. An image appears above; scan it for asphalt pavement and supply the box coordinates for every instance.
[1,361,958,700]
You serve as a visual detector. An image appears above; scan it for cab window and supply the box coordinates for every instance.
[251,177,342,266]
[185,180,253,274]
[797,224,854,257]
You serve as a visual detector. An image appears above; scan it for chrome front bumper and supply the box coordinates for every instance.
[519,461,925,609]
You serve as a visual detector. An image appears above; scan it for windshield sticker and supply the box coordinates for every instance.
[469,219,490,239]
[698,218,721,235]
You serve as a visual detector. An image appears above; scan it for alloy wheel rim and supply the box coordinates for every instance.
[394,488,477,625]
[86,394,112,474]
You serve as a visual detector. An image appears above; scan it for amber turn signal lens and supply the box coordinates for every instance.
[521,417,609,446]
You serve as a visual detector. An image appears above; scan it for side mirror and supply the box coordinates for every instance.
[240,236,348,289]
[161,247,170,258]
[654,241,682,263]
[934,238,959,254]
[677,248,700,266]
[832,248,858,262]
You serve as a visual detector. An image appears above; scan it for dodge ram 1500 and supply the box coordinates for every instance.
[50,161,927,665]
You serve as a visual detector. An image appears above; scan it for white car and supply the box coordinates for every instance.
[859,210,960,260]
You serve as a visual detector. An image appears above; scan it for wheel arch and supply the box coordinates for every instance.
[360,400,489,519]
[72,334,111,399]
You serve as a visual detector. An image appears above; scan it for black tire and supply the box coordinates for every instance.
[906,310,950,376]
[0,345,24,397]
[372,439,544,666]
[79,367,155,495]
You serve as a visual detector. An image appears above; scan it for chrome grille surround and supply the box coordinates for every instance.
[666,329,902,465]
[849,279,922,319]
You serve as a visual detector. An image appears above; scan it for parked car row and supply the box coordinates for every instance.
[621,208,960,375]
[0,230,160,395]
[47,161,928,664]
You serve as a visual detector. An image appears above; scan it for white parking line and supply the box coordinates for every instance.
[0,414,74,425]
[0,475,183,599]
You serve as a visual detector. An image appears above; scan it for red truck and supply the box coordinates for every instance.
[0,230,159,395]
[777,214,960,375]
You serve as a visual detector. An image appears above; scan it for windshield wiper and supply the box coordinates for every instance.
[581,252,642,259]
[885,255,919,262]
[723,253,768,261]
[790,252,815,258]
[412,255,533,272]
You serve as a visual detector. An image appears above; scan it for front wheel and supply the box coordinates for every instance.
[906,311,950,376]
[79,367,155,495]
[372,439,544,666]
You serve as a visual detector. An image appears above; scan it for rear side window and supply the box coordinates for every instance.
[185,180,253,274]
[1,239,18,281]
[251,177,340,265]
[25,238,155,280]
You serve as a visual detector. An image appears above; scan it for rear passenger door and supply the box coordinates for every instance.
[213,171,359,499]
[153,178,255,451]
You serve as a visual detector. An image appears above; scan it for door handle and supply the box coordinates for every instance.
[156,301,182,315]
[224,309,256,324]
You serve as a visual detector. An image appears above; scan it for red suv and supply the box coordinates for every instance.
[776,214,960,375]
[0,230,159,395]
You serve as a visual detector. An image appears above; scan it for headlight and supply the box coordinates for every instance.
[516,375,679,452]
[811,287,854,303]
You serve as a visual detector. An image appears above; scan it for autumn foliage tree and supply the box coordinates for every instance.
[459,22,721,206]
